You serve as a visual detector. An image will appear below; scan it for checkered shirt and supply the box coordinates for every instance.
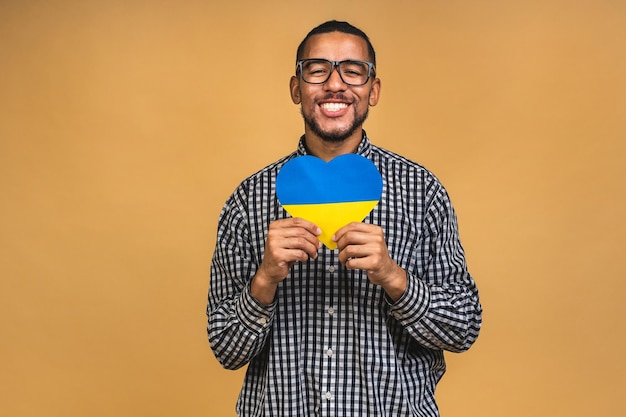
[207,134,482,416]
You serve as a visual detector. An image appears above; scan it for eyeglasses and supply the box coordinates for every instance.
[296,59,376,86]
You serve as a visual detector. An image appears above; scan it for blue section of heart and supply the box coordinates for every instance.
[276,154,383,205]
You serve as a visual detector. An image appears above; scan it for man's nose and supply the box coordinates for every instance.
[324,65,347,90]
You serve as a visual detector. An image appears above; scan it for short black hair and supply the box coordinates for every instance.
[296,20,376,66]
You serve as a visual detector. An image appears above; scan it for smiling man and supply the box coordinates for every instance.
[207,20,482,416]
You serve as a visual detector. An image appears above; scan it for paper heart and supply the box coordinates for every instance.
[276,154,383,249]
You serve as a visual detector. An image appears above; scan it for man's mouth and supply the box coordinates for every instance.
[320,102,349,112]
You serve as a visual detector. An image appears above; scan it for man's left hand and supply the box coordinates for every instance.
[333,222,407,301]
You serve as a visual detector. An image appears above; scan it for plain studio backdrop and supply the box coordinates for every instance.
[1,0,624,416]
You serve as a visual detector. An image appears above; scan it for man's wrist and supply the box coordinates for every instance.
[250,270,279,306]
[381,265,407,302]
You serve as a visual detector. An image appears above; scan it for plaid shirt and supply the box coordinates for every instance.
[208,135,482,416]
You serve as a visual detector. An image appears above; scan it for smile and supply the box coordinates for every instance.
[320,102,349,112]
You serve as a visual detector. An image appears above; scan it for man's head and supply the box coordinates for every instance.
[295,20,377,67]
[290,21,381,147]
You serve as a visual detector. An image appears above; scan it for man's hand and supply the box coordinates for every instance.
[251,218,322,305]
[333,222,407,301]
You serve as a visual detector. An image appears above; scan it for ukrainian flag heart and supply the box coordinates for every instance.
[276,154,383,250]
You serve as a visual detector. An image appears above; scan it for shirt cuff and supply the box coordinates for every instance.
[386,272,431,327]
[235,283,276,334]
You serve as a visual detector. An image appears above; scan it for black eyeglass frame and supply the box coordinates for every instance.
[295,59,376,86]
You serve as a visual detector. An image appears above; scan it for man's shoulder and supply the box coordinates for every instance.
[370,144,436,177]
[235,152,296,189]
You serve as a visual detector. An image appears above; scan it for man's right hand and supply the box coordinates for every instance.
[251,218,322,305]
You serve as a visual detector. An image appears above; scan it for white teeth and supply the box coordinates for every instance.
[321,102,348,112]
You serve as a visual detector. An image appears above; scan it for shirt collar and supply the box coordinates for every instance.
[296,131,372,158]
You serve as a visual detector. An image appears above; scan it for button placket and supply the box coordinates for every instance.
[321,258,338,409]
[319,252,342,415]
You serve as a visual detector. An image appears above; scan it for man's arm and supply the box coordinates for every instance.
[207,194,321,369]
[334,189,482,353]
[207,196,274,370]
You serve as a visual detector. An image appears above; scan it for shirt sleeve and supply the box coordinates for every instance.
[387,185,482,353]
[207,189,275,370]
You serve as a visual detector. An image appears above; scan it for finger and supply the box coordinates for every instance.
[261,243,318,281]
[270,217,322,236]
[344,256,370,271]
[284,236,321,260]
[267,227,321,260]
[334,230,373,253]
[333,222,377,243]
[337,244,370,266]
[277,247,312,264]
[335,228,387,266]
[332,221,357,242]
[269,227,322,256]
[288,217,322,237]
[270,218,322,244]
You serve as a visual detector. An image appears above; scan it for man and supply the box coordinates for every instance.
[208,20,482,416]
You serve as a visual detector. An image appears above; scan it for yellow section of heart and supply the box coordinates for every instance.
[282,200,379,250]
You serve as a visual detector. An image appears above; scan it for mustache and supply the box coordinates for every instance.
[319,93,352,102]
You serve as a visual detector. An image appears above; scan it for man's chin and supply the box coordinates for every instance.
[319,132,352,143]
[303,108,368,144]
[305,120,357,143]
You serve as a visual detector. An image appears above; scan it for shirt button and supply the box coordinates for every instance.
[326,348,333,357]
[258,317,268,325]
[324,392,332,400]
[327,307,334,315]
[327,265,336,273]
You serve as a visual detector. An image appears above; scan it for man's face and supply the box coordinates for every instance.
[290,32,381,144]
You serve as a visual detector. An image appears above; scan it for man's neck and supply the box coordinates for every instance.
[303,130,363,161]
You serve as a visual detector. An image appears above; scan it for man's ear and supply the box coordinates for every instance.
[368,77,381,107]
[290,76,301,104]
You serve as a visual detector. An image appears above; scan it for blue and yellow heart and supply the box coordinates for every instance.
[276,154,383,250]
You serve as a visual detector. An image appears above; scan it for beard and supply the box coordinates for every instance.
[302,105,369,143]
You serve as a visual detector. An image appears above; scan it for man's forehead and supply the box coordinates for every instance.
[301,32,370,60]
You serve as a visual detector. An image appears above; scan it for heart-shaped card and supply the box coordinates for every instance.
[275,154,383,249]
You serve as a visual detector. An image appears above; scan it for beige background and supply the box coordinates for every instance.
[1,0,624,416]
